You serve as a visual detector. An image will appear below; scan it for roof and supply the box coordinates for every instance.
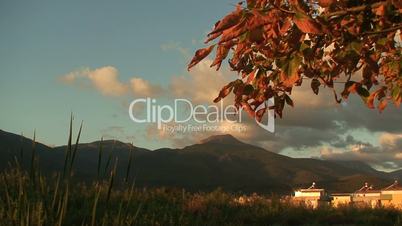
[297,189,324,192]
[331,193,352,196]
[354,182,380,193]
[355,190,381,194]
[295,182,325,192]
[381,180,402,191]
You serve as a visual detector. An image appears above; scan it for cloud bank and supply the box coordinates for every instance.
[60,52,401,171]
[60,66,165,97]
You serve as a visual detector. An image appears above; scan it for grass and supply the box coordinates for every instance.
[1,118,402,226]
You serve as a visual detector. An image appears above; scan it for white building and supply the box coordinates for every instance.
[331,193,352,207]
[380,180,402,209]
[352,182,381,208]
[292,182,330,208]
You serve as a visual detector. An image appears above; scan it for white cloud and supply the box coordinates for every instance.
[87,67,128,96]
[130,77,164,97]
[170,59,235,104]
[379,133,402,152]
[320,132,402,170]
[60,66,128,96]
[59,69,87,84]
[60,66,164,97]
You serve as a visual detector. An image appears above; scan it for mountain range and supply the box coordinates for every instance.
[0,129,400,194]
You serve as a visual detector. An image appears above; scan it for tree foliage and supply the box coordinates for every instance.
[188,0,402,119]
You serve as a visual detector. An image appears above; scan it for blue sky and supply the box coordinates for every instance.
[0,0,237,146]
[0,0,401,171]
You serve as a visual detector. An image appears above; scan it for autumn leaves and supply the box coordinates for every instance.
[188,0,401,119]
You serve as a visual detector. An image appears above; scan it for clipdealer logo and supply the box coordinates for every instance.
[128,98,274,133]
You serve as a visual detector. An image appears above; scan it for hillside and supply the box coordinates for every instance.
[0,130,398,194]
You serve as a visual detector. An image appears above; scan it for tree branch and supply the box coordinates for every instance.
[272,4,294,14]
[262,1,389,20]
[362,24,402,35]
[326,1,387,18]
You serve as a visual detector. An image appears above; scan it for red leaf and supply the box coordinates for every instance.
[246,69,256,84]
[231,42,248,65]
[210,41,235,70]
[247,9,273,30]
[241,101,256,118]
[378,99,388,112]
[285,95,294,107]
[280,55,302,87]
[341,81,356,99]
[255,106,266,122]
[204,31,222,44]
[318,0,334,8]
[395,95,401,108]
[373,4,386,16]
[247,0,256,8]
[188,45,215,71]
[209,8,242,36]
[366,92,377,109]
[213,82,235,103]
[279,18,292,35]
[392,0,402,9]
[218,22,247,44]
[311,78,320,95]
[293,12,323,34]
[347,83,358,93]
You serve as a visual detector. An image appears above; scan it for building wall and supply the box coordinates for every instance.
[381,191,402,209]
[292,198,329,209]
[352,197,381,208]
[292,188,402,209]
[332,196,351,207]
[292,190,328,209]
[294,191,322,197]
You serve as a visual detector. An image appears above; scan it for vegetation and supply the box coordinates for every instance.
[2,169,402,226]
[188,0,402,118]
[2,170,402,226]
[2,120,402,226]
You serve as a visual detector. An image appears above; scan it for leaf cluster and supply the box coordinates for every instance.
[189,0,402,118]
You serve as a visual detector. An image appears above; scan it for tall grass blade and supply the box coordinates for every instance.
[69,120,83,177]
[2,173,11,208]
[103,151,112,178]
[26,203,30,226]
[97,137,103,179]
[132,203,143,224]
[103,140,115,177]
[116,202,123,225]
[124,179,136,217]
[63,114,73,178]
[125,144,133,183]
[57,185,69,226]
[51,174,61,210]
[91,184,101,226]
[19,132,24,168]
[106,158,118,204]
[30,130,36,186]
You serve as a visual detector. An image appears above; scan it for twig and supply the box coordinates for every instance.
[326,1,387,18]
[362,24,402,36]
[272,4,295,14]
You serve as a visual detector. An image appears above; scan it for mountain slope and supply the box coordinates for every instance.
[0,130,394,193]
[389,169,402,181]
[0,129,53,170]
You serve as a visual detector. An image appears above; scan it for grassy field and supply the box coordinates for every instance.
[1,121,402,226]
[2,168,402,226]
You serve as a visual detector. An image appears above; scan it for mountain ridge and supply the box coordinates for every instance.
[200,134,246,145]
[0,129,399,194]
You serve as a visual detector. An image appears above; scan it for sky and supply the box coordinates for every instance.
[0,0,401,171]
